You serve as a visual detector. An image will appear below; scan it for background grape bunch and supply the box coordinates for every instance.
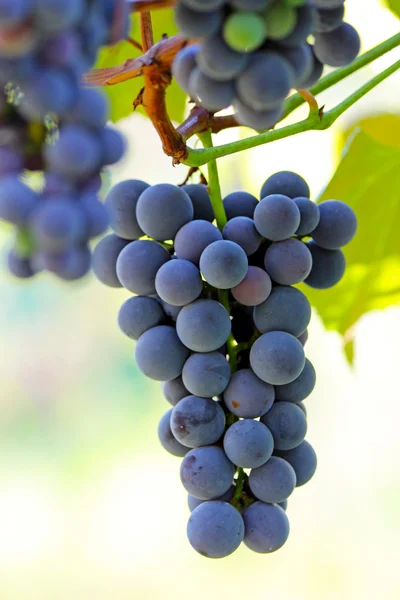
[0,0,128,280]
[173,0,361,129]
[92,170,357,558]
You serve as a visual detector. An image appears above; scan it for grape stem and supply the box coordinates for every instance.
[183,58,400,167]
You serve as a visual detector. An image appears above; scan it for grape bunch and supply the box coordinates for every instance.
[172,0,360,130]
[0,0,128,280]
[92,170,357,558]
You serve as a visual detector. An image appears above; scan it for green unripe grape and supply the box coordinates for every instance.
[264,3,297,40]
[223,11,267,53]
[283,0,307,6]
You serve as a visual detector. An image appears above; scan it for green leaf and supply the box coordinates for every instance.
[301,114,400,347]
[384,0,400,19]
[94,10,187,124]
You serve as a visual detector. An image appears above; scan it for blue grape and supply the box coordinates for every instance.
[46,125,102,180]
[304,241,345,289]
[80,194,108,239]
[0,176,39,226]
[223,191,258,220]
[275,358,316,403]
[118,296,166,341]
[223,419,274,468]
[136,184,193,242]
[196,34,248,82]
[180,445,235,500]
[35,0,84,32]
[314,22,361,67]
[243,501,290,553]
[264,238,313,285]
[314,5,345,32]
[172,44,200,93]
[279,499,288,511]
[223,368,275,418]
[234,99,283,131]
[7,250,34,279]
[187,501,244,558]
[280,2,316,48]
[32,198,85,251]
[48,246,91,281]
[254,194,300,241]
[236,53,293,111]
[171,396,226,448]
[175,3,223,39]
[162,376,189,406]
[21,68,77,118]
[160,299,182,321]
[189,68,235,112]
[253,285,311,337]
[67,87,109,128]
[200,240,248,289]
[105,179,149,240]
[181,184,214,222]
[134,325,190,381]
[261,401,307,450]
[297,329,308,346]
[223,216,262,256]
[182,352,231,398]
[155,259,203,307]
[231,266,272,307]
[187,485,235,512]
[101,127,126,166]
[250,331,305,385]
[174,220,222,265]
[249,456,297,503]
[158,409,189,457]
[294,197,320,236]
[116,239,170,295]
[276,43,313,88]
[92,234,129,288]
[260,171,310,200]
[275,440,317,486]
[41,31,81,69]
[0,147,23,177]
[296,401,307,416]
[0,0,32,26]
[176,299,231,352]
[312,200,357,249]
[301,45,324,88]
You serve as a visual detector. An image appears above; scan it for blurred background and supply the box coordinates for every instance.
[1,0,400,598]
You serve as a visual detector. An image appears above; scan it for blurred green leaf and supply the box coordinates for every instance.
[384,0,400,19]
[94,10,187,123]
[302,114,400,352]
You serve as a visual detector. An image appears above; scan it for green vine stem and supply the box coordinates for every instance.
[197,130,227,230]
[183,58,400,167]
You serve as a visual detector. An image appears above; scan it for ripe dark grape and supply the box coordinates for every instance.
[135,325,190,381]
[264,238,313,285]
[187,486,235,512]
[196,34,249,82]
[312,200,358,249]
[172,44,201,93]
[181,184,214,222]
[175,3,223,39]
[136,184,193,242]
[105,179,149,240]
[175,220,222,265]
[180,446,235,500]
[200,240,248,289]
[254,194,301,241]
[162,377,189,407]
[171,395,226,448]
[253,285,311,337]
[118,296,166,341]
[314,22,361,67]
[116,240,171,295]
[261,401,307,450]
[305,241,346,289]
[155,259,203,306]
[176,299,231,352]
[189,68,236,112]
[231,266,272,307]
[314,5,345,33]
[158,409,190,457]
[250,331,305,385]
[249,456,297,503]
[294,197,321,236]
[223,216,262,256]
[223,419,274,468]
[92,234,129,288]
[182,352,231,397]
[243,502,290,553]
[275,358,316,403]
[223,191,258,220]
[187,501,244,558]
[223,368,275,418]
[275,440,317,486]
[261,171,310,200]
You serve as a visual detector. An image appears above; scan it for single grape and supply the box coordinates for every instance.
[181,184,214,222]
[92,234,129,288]
[0,146,23,177]
[162,376,189,407]
[250,331,305,385]
[47,246,91,281]
[223,12,267,53]
[223,216,262,256]
[101,127,126,166]
[66,87,109,128]
[46,125,101,180]
[314,22,361,67]
[301,45,324,88]
[249,456,297,503]
[223,191,258,220]
[172,44,200,92]
[135,325,190,381]
[189,68,235,112]
[223,368,275,418]
[32,199,85,251]
[118,296,166,340]
[158,409,189,457]
[312,200,357,249]
[182,352,231,398]
[155,259,203,307]
[304,241,346,289]
[276,43,314,88]
[21,68,77,118]
[264,238,313,285]
[116,239,170,295]
[234,98,284,131]
[175,220,222,265]
[187,501,244,558]
[180,446,235,500]
[136,184,193,241]
[7,250,34,279]
[231,266,272,306]
[279,2,316,48]
[275,358,316,403]
[243,501,290,553]
[279,499,288,511]
[314,5,345,32]
[275,440,317,486]
[176,299,231,352]
[294,197,320,236]
[80,194,108,240]
[175,3,223,39]
[224,419,274,468]
[260,171,310,200]
[296,401,307,416]
[171,395,226,448]
[264,3,297,40]
[254,194,300,241]
[261,401,307,450]
[196,34,249,82]
[105,179,149,240]
[0,176,39,226]
[253,285,311,337]
[200,240,248,289]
